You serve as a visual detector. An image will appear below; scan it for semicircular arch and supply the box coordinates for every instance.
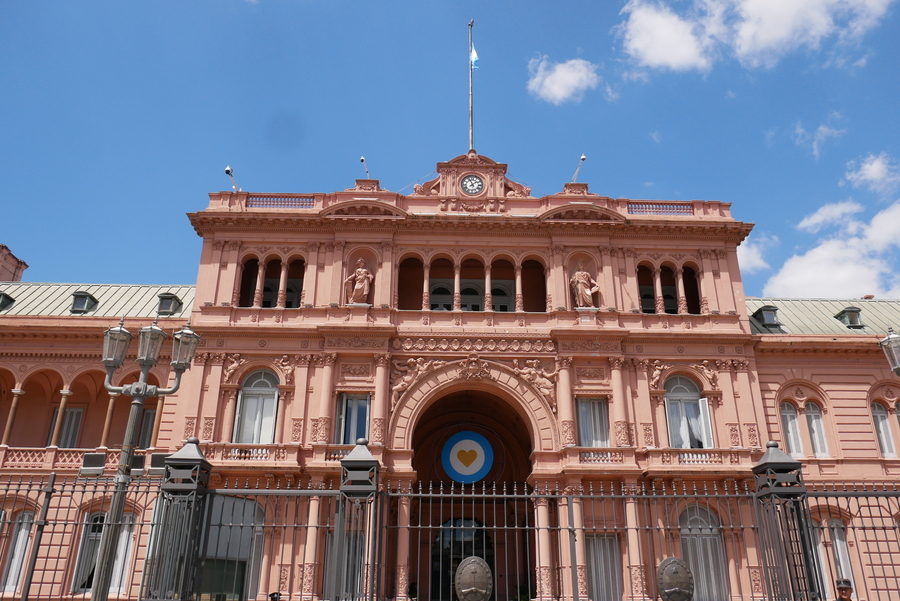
[389,357,559,453]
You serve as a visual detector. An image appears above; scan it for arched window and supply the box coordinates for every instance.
[683,266,701,314]
[872,403,896,458]
[660,266,677,314]
[805,403,829,458]
[1,510,33,592]
[233,370,279,444]
[397,257,425,310]
[73,512,134,594]
[814,517,854,594]
[430,286,453,311]
[781,402,803,457]
[664,376,713,449]
[201,496,265,601]
[637,265,655,314]
[680,506,728,601]
[238,258,259,307]
[521,259,547,312]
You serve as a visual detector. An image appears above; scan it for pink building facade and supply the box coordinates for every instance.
[0,151,899,601]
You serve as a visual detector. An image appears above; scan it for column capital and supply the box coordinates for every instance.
[556,356,573,369]
[59,389,73,398]
[10,389,24,396]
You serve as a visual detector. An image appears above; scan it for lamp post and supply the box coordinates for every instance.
[880,327,900,376]
[91,318,200,601]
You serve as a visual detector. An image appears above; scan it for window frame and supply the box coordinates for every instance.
[72,511,134,594]
[46,406,84,448]
[336,392,370,445]
[232,370,280,445]
[872,402,896,458]
[664,376,714,449]
[1,510,34,593]
[780,402,803,458]
[805,403,829,458]
[576,397,610,447]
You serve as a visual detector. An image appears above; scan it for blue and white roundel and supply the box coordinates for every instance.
[441,431,494,483]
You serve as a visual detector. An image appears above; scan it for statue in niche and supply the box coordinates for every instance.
[569,262,600,308]
[513,359,557,402]
[344,258,374,304]
[649,360,670,389]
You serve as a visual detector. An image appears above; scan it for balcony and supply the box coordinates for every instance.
[0,447,147,472]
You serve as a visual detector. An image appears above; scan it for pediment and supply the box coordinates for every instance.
[539,203,625,222]
[320,200,407,219]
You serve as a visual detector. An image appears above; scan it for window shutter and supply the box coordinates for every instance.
[665,398,685,449]
[698,398,714,449]
[232,390,244,443]
[60,408,83,448]
[260,392,278,445]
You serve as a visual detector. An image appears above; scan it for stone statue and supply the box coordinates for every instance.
[344,258,374,304]
[698,360,718,390]
[391,357,445,408]
[569,262,599,308]
[513,359,557,401]
[649,360,669,389]
[223,353,244,383]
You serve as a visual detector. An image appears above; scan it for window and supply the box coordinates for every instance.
[490,287,511,312]
[156,293,183,315]
[200,497,264,601]
[577,397,609,447]
[805,403,829,458]
[430,286,453,311]
[137,407,156,449]
[753,305,780,327]
[680,506,728,601]
[336,393,370,445]
[835,306,864,329]
[664,376,713,449]
[233,371,279,444]
[1,511,33,593]
[0,293,14,312]
[780,402,803,457]
[873,403,896,458]
[73,512,134,594]
[824,519,854,589]
[585,534,622,601]
[71,292,98,314]
[46,407,83,448]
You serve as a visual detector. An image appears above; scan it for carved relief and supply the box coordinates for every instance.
[291,419,303,443]
[391,358,447,409]
[746,423,760,447]
[693,360,719,390]
[317,416,331,443]
[183,417,196,440]
[223,353,246,383]
[728,423,741,447]
[614,421,630,446]
[642,424,654,447]
[341,363,371,378]
[559,340,620,352]
[371,418,385,444]
[458,354,493,381]
[575,367,607,382]
[629,565,646,596]
[561,420,576,446]
[397,337,555,352]
[325,337,386,349]
[648,360,670,389]
[202,417,215,441]
[512,359,557,410]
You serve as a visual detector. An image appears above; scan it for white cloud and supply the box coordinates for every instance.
[843,152,900,195]
[616,0,893,72]
[738,233,778,273]
[618,1,713,71]
[797,199,864,232]
[726,90,737,98]
[527,56,601,105]
[763,200,900,298]
[792,120,845,159]
[650,131,662,143]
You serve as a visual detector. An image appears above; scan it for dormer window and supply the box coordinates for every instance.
[71,292,97,314]
[753,305,780,327]
[835,306,864,329]
[157,293,183,316]
[0,292,14,311]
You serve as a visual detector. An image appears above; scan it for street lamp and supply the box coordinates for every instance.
[880,327,900,376]
[92,318,200,601]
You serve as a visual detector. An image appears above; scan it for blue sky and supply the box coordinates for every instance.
[2,1,899,299]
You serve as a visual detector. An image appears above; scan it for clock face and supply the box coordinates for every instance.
[460,174,484,195]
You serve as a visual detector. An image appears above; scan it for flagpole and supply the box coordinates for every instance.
[468,19,474,151]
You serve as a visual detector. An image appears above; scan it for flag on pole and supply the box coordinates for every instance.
[470,46,479,70]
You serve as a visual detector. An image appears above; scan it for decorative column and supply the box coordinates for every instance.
[715,249,736,313]
[231,260,244,307]
[395,485,412,601]
[571,493,589,600]
[600,247,616,309]
[371,354,390,445]
[49,390,73,447]
[483,264,493,311]
[277,259,290,308]
[377,242,394,307]
[290,356,311,444]
[621,248,638,312]
[557,356,575,447]
[100,392,119,448]
[421,263,431,310]
[675,268,687,314]
[652,268,664,314]
[253,259,266,307]
[220,389,239,443]
[453,263,461,311]
[610,357,629,446]
[514,264,524,312]
[301,482,323,601]
[549,245,564,311]
[698,249,717,313]
[623,478,647,601]
[316,353,336,442]
[304,243,320,307]
[1,389,24,446]
[534,493,555,600]
[150,395,165,448]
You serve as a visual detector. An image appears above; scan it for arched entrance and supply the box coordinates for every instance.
[402,388,535,601]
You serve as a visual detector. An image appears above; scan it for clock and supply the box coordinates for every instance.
[460,174,484,195]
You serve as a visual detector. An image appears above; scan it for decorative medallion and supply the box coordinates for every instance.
[657,557,694,601]
[442,431,494,483]
[454,556,493,601]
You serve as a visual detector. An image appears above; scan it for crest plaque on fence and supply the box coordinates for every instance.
[454,556,493,601]
[657,557,694,601]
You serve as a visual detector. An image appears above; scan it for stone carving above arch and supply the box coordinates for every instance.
[539,203,625,223]
[775,379,830,411]
[320,200,408,220]
[388,354,559,453]
[869,380,899,411]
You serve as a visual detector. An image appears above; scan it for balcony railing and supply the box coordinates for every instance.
[0,447,146,471]
[627,201,694,216]
[247,194,316,209]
